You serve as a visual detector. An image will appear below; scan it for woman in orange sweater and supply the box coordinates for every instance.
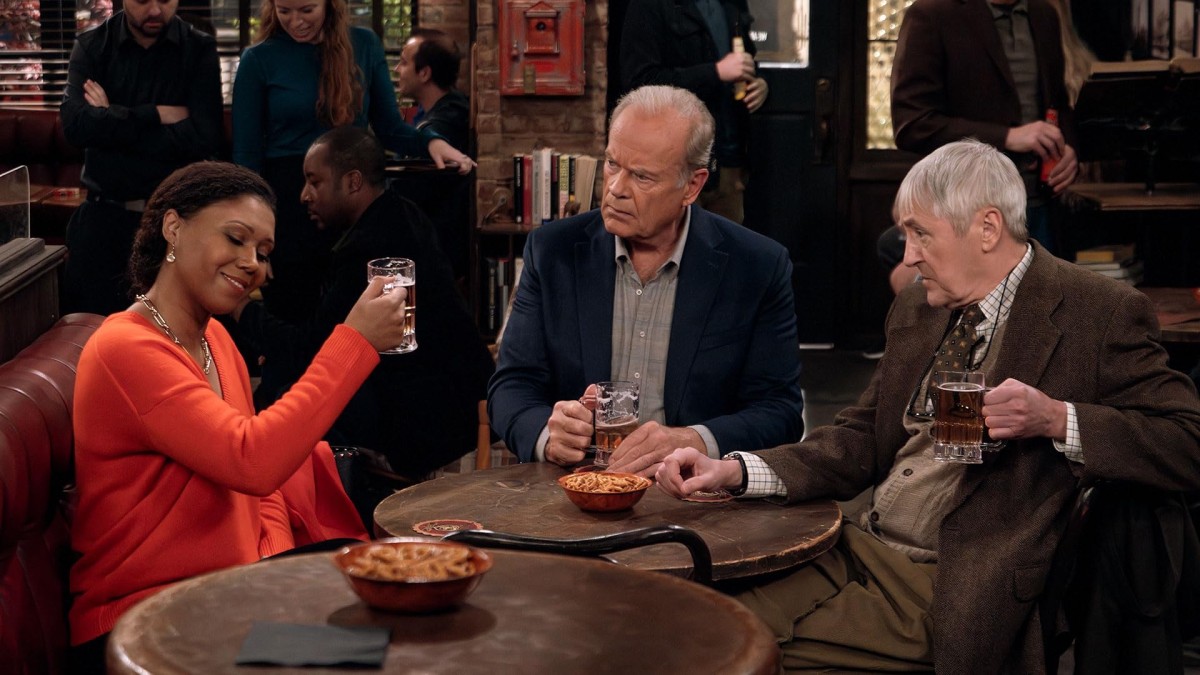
[68,161,407,667]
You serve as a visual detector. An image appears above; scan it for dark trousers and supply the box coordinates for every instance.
[68,634,108,674]
[67,538,363,674]
[62,201,142,316]
[1026,200,1064,258]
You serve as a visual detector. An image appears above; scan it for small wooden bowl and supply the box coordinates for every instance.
[333,538,492,613]
[557,472,652,512]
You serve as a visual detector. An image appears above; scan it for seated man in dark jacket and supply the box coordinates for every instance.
[236,127,494,477]
[489,86,804,475]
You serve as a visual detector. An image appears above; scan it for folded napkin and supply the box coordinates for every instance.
[236,621,391,668]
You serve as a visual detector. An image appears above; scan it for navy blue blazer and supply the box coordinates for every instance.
[488,205,804,462]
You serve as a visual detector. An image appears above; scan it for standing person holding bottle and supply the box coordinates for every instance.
[232,0,474,326]
[620,0,767,225]
[891,0,1080,256]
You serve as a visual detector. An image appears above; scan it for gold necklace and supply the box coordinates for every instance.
[135,294,213,375]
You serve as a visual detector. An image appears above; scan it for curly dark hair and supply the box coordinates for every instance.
[128,161,276,294]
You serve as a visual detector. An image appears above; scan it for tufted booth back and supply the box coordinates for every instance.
[0,109,84,189]
[0,313,104,674]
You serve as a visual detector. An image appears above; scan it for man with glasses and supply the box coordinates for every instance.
[656,139,1200,671]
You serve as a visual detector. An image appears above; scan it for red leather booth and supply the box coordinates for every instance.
[0,313,104,673]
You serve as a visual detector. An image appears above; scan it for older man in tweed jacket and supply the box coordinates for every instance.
[656,140,1200,673]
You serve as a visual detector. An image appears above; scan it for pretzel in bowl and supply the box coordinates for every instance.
[346,543,476,582]
[562,472,651,494]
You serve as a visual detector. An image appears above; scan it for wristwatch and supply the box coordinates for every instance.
[724,453,749,496]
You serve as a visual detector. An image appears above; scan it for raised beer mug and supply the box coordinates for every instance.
[931,371,985,464]
[366,257,417,354]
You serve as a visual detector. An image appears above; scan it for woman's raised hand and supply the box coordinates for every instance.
[345,276,409,352]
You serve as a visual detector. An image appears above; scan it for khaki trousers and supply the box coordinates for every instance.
[733,523,937,673]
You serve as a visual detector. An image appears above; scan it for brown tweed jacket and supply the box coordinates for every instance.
[891,0,1077,157]
[755,243,1200,673]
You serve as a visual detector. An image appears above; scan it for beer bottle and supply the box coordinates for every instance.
[1039,108,1059,185]
[732,37,747,101]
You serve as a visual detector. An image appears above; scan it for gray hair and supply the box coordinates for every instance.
[610,85,714,186]
[894,139,1028,241]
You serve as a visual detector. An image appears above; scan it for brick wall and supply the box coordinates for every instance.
[418,0,472,85]
[472,0,610,222]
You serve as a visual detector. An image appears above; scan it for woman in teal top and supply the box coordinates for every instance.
[232,0,472,326]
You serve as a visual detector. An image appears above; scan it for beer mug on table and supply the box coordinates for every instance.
[931,371,985,464]
[366,257,417,354]
[593,381,639,468]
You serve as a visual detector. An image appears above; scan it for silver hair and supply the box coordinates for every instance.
[610,85,714,186]
[893,139,1028,241]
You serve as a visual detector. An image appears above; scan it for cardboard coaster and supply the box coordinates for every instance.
[682,489,734,503]
[412,519,483,536]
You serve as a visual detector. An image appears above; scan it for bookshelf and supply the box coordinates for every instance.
[471,218,527,341]
[471,148,602,341]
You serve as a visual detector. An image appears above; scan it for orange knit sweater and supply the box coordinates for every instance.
[69,313,377,644]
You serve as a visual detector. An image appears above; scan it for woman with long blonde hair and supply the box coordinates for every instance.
[232,0,472,325]
[1046,0,1096,107]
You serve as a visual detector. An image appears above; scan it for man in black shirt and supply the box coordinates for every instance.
[235,127,495,478]
[60,0,223,315]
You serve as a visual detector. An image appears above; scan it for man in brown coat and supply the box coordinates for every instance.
[657,140,1200,672]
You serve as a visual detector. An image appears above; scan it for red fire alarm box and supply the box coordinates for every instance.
[498,0,585,96]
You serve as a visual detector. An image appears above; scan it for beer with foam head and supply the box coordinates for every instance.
[593,381,639,467]
[931,372,985,464]
[367,257,417,354]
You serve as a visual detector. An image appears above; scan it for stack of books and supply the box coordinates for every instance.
[481,256,524,336]
[512,149,599,226]
[1074,243,1143,285]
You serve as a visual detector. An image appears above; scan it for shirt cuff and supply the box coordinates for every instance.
[534,425,551,462]
[1052,402,1084,463]
[728,452,788,499]
[690,425,719,459]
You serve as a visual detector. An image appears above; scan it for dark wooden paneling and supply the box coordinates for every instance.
[0,239,66,362]
[845,181,904,345]
[745,107,840,344]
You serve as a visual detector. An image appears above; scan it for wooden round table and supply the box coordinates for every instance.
[1139,287,1200,344]
[108,550,780,674]
[374,462,842,581]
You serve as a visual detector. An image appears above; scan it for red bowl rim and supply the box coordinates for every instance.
[333,537,493,583]
[556,471,652,495]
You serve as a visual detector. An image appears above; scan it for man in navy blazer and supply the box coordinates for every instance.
[489,85,804,475]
